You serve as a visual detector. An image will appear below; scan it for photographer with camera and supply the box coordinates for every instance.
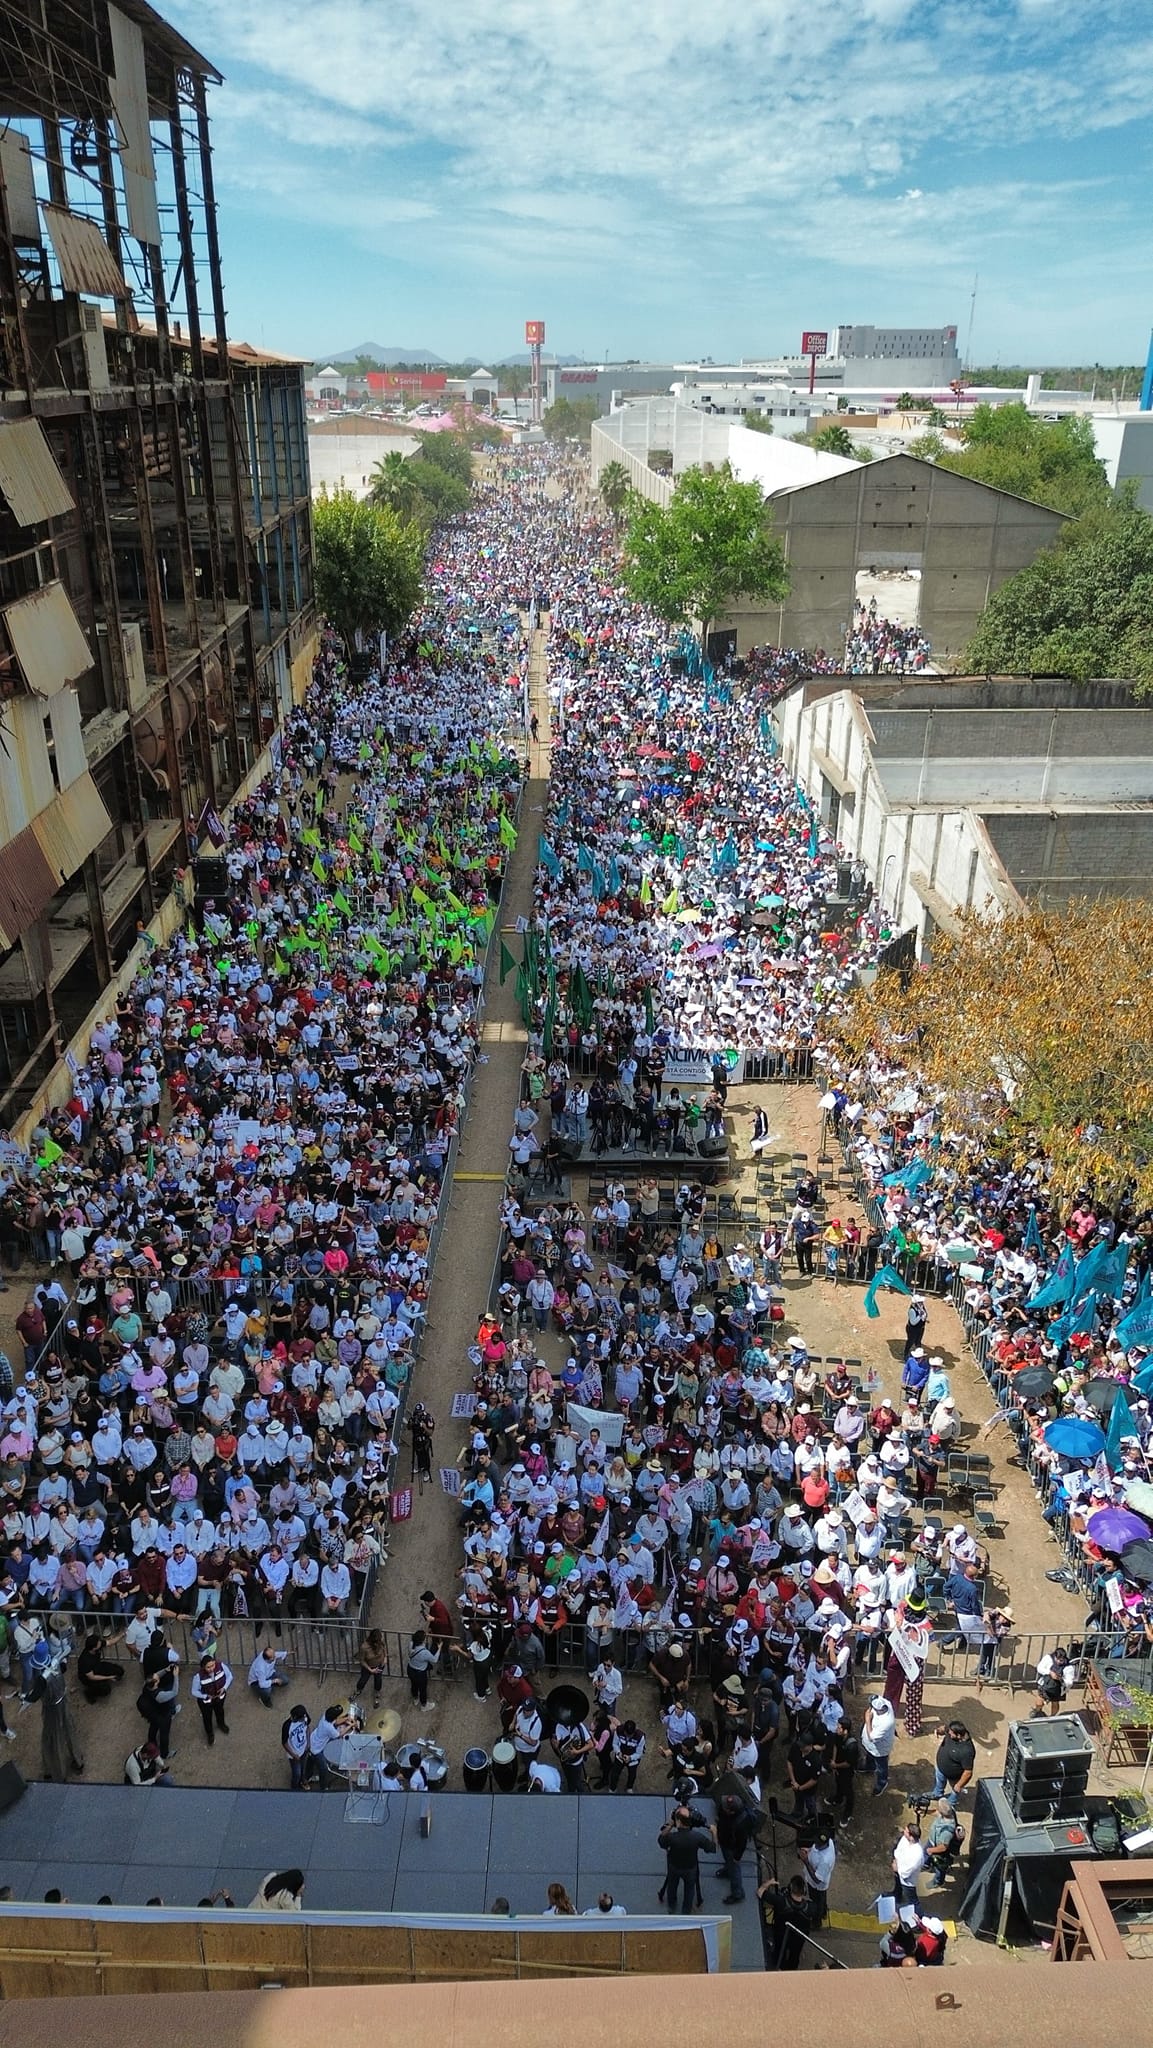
[658,1803,717,1915]
[923,1798,965,1891]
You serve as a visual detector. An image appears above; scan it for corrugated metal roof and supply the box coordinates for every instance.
[0,824,60,951]
[0,419,75,528]
[108,5,162,248]
[0,131,40,243]
[30,774,112,885]
[42,205,127,301]
[3,582,94,698]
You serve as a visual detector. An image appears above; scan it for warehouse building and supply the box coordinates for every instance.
[775,675,1153,957]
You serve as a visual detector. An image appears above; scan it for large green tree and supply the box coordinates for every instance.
[312,489,424,650]
[965,497,1153,692]
[937,403,1109,515]
[369,450,471,528]
[543,396,598,443]
[621,464,790,648]
[415,431,475,486]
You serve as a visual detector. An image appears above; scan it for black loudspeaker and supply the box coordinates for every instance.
[697,1136,728,1159]
[669,655,688,677]
[194,854,229,899]
[835,861,853,898]
[0,1762,27,1812]
[1003,1715,1092,1825]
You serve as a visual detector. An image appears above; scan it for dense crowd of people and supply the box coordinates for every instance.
[828,1052,1153,1623]
[0,465,562,1774]
[843,595,931,676]
[0,441,1116,1965]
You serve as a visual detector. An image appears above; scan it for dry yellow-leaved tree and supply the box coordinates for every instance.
[839,899,1153,1210]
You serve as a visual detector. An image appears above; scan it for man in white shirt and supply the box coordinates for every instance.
[248,1645,289,1706]
[891,1822,925,1905]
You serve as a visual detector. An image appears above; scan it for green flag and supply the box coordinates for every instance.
[498,813,517,850]
[499,940,518,984]
[333,889,353,919]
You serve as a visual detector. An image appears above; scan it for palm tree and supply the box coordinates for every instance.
[368,451,419,517]
[599,460,631,528]
[502,366,528,419]
[810,424,855,458]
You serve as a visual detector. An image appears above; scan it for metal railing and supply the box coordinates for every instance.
[290,1618,1128,1697]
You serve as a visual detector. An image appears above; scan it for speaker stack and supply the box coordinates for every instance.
[193,853,229,905]
[1003,1714,1093,1826]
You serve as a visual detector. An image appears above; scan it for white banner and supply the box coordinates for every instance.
[565,1402,624,1447]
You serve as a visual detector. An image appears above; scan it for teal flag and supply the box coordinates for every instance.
[863,1263,915,1319]
[1105,1388,1134,1471]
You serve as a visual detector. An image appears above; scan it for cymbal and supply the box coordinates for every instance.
[368,1708,402,1741]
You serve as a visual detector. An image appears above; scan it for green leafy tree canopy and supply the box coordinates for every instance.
[965,497,1153,692]
[543,396,599,443]
[621,464,790,647]
[937,403,1109,515]
[312,489,424,650]
[742,411,775,436]
[415,431,475,485]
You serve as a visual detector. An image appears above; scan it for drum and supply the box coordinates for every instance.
[544,1683,589,1731]
[463,1746,490,1793]
[491,1740,518,1792]
[423,1751,448,1791]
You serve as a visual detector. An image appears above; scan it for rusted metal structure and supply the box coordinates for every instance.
[1050,1858,1153,1962]
[0,0,315,1114]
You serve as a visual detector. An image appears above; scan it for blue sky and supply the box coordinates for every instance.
[168,0,1153,367]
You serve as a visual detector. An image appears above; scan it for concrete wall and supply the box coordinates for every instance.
[759,456,1065,660]
[306,429,420,500]
[774,682,1012,954]
[983,811,1153,907]
[864,700,1153,808]
[775,673,1153,953]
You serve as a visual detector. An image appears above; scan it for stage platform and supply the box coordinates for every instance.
[559,1144,730,1182]
[0,1786,765,1966]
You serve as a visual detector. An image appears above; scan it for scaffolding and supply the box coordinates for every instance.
[0,0,315,1115]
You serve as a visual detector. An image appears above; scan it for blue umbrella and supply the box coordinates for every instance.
[1043,1416,1106,1462]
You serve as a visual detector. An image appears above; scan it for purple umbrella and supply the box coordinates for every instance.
[1086,1506,1153,1553]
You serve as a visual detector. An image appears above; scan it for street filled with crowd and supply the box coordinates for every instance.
[0,446,1142,1965]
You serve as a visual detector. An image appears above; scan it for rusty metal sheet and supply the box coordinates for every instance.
[107,5,161,248]
[0,822,59,950]
[0,129,40,242]
[0,419,74,527]
[31,773,112,884]
[42,204,127,300]
[3,582,94,697]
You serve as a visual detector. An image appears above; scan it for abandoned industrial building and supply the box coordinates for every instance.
[0,0,315,1122]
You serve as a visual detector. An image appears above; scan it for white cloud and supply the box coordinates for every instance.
[163,0,1153,356]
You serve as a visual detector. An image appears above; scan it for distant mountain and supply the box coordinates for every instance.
[322,343,448,366]
[494,351,589,367]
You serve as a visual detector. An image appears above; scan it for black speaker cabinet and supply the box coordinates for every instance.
[0,1762,27,1812]
[1003,1715,1092,1824]
[194,854,229,900]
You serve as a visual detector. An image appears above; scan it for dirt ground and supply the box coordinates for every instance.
[0,614,1127,1965]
